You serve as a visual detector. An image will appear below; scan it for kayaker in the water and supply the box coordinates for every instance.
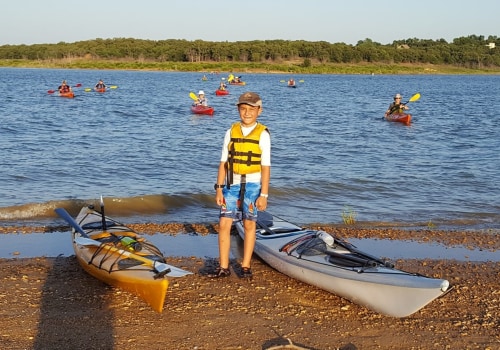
[193,90,208,106]
[208,92,271,279]
[219,81,227,91]
[288,78,295,86]
[385,93,409,116]
[95,79,106,90]
[58,80,72,93]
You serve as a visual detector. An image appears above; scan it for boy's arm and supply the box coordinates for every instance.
[260,166,270,196]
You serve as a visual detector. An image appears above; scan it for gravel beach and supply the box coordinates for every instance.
[0,223,498,350]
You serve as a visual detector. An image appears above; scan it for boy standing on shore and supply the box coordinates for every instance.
[209,92,271,279]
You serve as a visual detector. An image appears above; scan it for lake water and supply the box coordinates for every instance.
[0,68,499,231]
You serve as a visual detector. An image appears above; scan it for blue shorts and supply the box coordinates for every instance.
[219,182,261,221]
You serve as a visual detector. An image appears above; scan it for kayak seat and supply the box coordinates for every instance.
[82,221,118,230]
[257,211,274,227]
[117,255,165,269]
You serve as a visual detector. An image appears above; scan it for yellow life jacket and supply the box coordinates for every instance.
[227,122,269,177]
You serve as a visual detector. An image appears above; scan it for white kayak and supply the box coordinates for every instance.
[235,212,451,318]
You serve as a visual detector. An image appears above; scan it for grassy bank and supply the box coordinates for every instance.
[1,58,499,75]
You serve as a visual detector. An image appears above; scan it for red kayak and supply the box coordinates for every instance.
[191,105,214,116]
[385,113,411,125]
[215,89,229,96]
[95,88,106,93]
[59,91,75,98]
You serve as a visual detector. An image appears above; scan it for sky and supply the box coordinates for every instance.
[1,0,498,46]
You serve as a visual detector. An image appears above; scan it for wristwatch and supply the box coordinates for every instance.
[214,184,225,190]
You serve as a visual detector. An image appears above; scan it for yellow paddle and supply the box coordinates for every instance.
[73,236,191,277]
[387,93,421,115]
[189,92,198,100]
[406,93,421,103]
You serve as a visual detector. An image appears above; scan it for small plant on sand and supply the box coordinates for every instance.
[427,220,436,229]
[341,206,357,225]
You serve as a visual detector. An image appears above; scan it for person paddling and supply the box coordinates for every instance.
[58,80,72,94]
[94,79,106,91]
[384,93,409,117]
[193,90,208,106]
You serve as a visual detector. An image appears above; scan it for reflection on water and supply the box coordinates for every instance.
[0,232,497,262]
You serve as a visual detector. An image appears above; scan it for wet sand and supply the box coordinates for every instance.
[0,223,498,349]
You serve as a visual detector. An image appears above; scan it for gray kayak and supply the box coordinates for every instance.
[235,212,451,318]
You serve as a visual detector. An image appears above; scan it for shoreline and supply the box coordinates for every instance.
[2,60,500,75]
[1,222,499,251]
[1,224,498,348]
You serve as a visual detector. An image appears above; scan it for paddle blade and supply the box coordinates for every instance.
[108,85,118,89]
[74,83,82,88]
[54,208,90,238]
[409,93,421,102]
[189,92,197,100]
[48,90,55,94]
[84,88,92,92]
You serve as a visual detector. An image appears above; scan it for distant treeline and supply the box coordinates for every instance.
[1,34,498,68]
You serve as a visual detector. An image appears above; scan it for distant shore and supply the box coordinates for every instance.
[2,58,500,75]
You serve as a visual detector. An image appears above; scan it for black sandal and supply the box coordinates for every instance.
[206,267,231,278]
[240,267,253,278]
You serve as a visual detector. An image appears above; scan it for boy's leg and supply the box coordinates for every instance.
[218,216,233,269]
[241,219,256,268]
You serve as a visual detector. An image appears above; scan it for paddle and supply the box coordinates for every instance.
[73,236,191,278]
[387,93,421,115]
[403,92,420,105]
[100,195,107,230]
[54,208,192,278]
[189,92,198,101]
[326,234,394,268]
[48,83,81,94]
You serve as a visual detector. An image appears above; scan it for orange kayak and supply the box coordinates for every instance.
[59,91,75,98]
[385,113,411,125]
[215,89,229,96]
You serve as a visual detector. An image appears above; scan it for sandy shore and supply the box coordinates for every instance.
[0,223,499,349]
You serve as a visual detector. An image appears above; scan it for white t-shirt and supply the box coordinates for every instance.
[220,123,271,184]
